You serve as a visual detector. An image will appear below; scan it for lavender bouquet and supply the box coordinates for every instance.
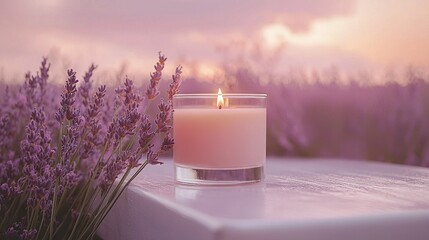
[0,54,182,239]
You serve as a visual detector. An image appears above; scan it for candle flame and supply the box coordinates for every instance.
[217,88,224,109]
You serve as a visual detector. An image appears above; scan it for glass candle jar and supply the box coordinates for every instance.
[173,92,267,185]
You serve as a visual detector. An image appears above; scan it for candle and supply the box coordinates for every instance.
[173,89,267,185]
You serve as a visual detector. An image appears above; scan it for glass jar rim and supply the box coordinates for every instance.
[173,93,267,99]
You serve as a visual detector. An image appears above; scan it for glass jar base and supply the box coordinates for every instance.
[175,165,264,185]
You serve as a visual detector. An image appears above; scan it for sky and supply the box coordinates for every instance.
[0,0,428,84]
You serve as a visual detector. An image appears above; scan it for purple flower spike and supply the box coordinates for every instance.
[21,229,38,240]
[79,64,98,108]
[161,134,174,152]
[115,77,143,111]
[127,153,141,168]
[168,65,183,100]
[56,69,79,122]
[155,100,173,133]
[80,85,106,169]
[139,116,155,153]
[39,57,50,80]
[108,78,143,148]
[99,151,129,192]
[0,115,10,151]
[38,57,50,90]
[146,52,167,100]
[147,148,162,165]
[87,85,106,119]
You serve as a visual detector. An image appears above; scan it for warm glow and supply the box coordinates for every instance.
[217,88,224,109]
[1,1,429,82]
[197,63,220,78]
[261,22,333,49]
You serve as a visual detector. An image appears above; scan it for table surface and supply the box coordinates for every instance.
[98,158,429,240]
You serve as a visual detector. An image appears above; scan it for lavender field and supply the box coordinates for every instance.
[186,67,429,167]
[2,58,428,167]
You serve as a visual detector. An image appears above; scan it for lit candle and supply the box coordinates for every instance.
[173,89,267,185]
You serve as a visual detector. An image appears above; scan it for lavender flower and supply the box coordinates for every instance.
[63,168,81,190]
[87,85,106,119]
[0,181,20,210]
[146,52,167,99]
[168,66,183,100]
[5,222,36,240]
[19,109,56,213]
[99,151,130,192]
[79,64,98,109]
[155,100,172,133]
[21,109,51,166]
[0,115,10,154]
[116,78,142,110]
[21,229,38,240]
[5,221,37,240]
[79,86,107,173]
[161,134,174,152]
[56,69,79,122]
[23,71,39,109]
[1,86,11,112]
[147,148,162,165]
[107,78,142,149]
[0,159,20,182]
[127,153,141,168]
[139,115,155,153]
[0,54,182,239]
[114,108,140,142]
[19,58,51,110]
[38,57,50,90]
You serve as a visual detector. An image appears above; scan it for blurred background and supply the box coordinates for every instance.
[1,0,428,166]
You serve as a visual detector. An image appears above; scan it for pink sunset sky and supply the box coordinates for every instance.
[1,0,428,84]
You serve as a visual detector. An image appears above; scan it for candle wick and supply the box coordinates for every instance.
[218,105,222,109]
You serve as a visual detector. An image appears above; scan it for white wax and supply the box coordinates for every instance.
[173,108,266,169]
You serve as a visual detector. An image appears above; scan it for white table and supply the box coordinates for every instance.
[98,158,429,240]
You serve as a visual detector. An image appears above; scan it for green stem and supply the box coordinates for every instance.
[72,131,89,170]
[51,213,69,239]
[29,207,40,231]
[77,167,133,239]
[67,164,101,240]
[49,179,59,239]
[55,122,65,164]
[52,185,84,237]
[35,213,45,240]
[0,197,19,230]
[3,195,27,230]
[89,161,149,237]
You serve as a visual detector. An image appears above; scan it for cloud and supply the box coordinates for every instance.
[0,0,356,80]
[0,0,356,39]
[2,0,428,84]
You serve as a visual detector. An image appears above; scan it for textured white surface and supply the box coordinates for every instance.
[98,158,429,240]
